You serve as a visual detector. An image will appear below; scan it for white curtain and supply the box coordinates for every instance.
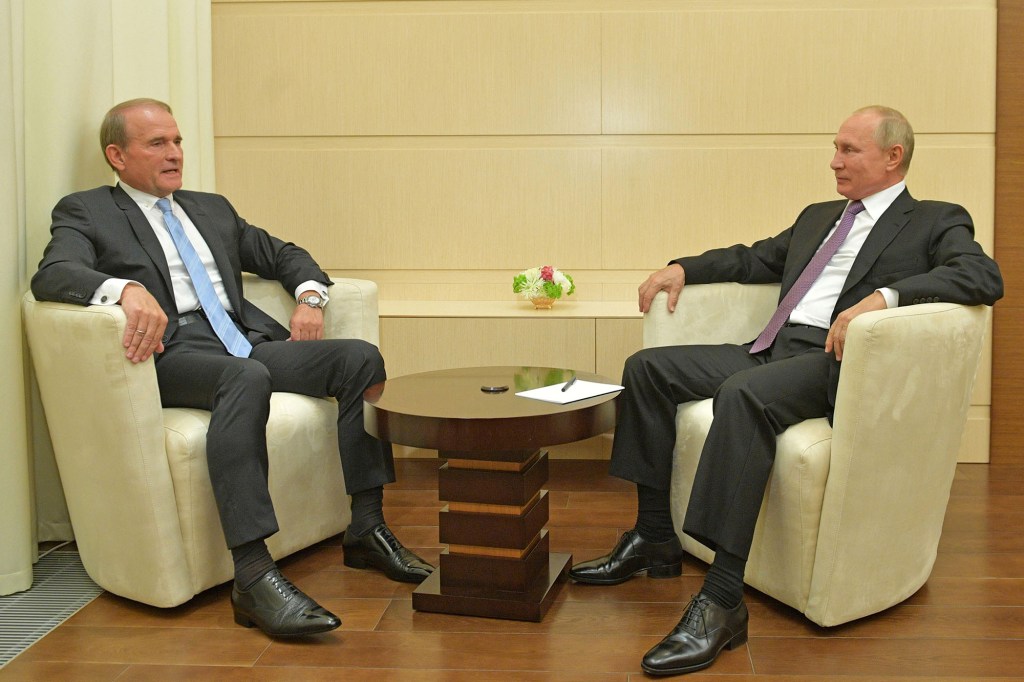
[2,0,214,595]
[0,0,33,596]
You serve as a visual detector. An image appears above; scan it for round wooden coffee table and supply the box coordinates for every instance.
[363,366,619,621]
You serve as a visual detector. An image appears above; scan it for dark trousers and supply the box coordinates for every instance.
[608,325,836,560]
[154,319,394,548]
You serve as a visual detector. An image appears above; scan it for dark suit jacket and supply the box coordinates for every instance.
[672,188,1003,316]
[31,185,332,346]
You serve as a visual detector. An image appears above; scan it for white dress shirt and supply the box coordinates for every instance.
[787,181,905,328]
[91,182,327,313]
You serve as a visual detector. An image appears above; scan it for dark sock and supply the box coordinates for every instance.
[701,549,746,609]
[231,539,276,590]
[348,486,386,538]
[635,484,676,543]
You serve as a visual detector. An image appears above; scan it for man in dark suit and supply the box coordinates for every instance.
[568,106,1003,675]
[31,98,434,638]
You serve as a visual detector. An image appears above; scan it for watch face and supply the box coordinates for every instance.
[302,295,322,307]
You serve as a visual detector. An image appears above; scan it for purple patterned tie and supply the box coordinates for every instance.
[749,200,865,353]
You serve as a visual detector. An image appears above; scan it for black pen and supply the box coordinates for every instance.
[561,376,578,392]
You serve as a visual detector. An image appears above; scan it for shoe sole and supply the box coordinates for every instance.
[232,611,341,637]
[569,561,683,585]
[342,552,372,570]
[640,630,748,676]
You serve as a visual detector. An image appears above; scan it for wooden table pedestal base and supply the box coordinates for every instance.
[412,449,571,621]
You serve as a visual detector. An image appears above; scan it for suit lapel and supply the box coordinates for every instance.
[113,185,175,296]
[783,202,845,294]
[173,193,246,316]
[839,188,914,300]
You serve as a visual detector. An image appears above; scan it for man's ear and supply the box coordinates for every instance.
[886,144,905,172]
[104,144,126,172]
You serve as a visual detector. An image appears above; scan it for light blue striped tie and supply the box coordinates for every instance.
[156,198,252,358]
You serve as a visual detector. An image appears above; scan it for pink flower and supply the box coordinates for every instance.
[540,265,554,281]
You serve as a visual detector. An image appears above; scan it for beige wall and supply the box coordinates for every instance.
[211,0,996,460]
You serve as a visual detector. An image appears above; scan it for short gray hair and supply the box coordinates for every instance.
[855,105,914,174]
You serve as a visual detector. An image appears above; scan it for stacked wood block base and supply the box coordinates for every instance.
[412,449,571,621]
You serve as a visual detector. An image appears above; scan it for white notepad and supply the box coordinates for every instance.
[515,379,624,404]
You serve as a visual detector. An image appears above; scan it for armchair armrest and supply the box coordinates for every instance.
[21,293,193,602]
[807,302,990,625]
[643,283,780,348]
[241,274,380,345]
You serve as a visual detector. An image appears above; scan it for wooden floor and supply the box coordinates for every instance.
[3,458,1024,681]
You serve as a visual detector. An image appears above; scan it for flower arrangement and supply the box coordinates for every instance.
[513,265,575,308]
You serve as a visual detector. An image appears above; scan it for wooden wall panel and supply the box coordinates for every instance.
[596,318,643,381]
[215,143,603,270]
[602,141,994,270]
[959,407,992,464]
[993,1,1024,464]
[379,318,595,378]
[215,139,993,274]
[601,7,995,134]
[212,7,602,136]
[340,268,651,302]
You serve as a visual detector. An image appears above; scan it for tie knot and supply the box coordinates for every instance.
[846,200,865,217]
[156,198,172,214]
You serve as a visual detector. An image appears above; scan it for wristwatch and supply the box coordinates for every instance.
[298,294,326,309]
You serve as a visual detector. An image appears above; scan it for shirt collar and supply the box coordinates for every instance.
[118,181,173,212]
[857,181,906,222]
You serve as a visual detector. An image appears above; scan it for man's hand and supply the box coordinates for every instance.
[289,297,324,341]
[119,284,167,363]
[825,291,888,361]
[638,263,686,313]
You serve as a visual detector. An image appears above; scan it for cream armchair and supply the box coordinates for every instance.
[645,284,989,626]
[22,275,379,608]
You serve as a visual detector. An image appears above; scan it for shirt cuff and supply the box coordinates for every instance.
[877,287,898,309]
[294,281,330,306]
[91,279,138,305]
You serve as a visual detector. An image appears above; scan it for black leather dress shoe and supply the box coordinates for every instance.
[343,523,434,583]
[641,593,748,676]
[569,529,683,585]
[231,568,341,637]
